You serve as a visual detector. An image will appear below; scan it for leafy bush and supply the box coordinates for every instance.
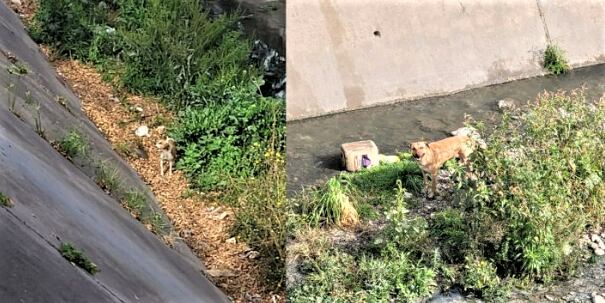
[120,0,258,108]
[169,97,285,190]
[463,90,605,281]
[30,0,116,58]
[544,44,570,75]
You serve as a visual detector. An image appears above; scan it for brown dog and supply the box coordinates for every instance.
[411,135,474,198]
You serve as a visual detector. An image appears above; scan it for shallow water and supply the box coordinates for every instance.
[287,63,605,195]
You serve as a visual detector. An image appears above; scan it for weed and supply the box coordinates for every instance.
[56,130,88,159]
[0,192,13,207]
[115,142,134,158]
[59,243,99,275]
[544,44,570,75]
[115,140,145,159]
[462,257,509,301]
[305,178,358,227]
[5,82,19,116]
[146,212,165,235]
[94,161,120,193]
[229,134,286,286]
[122,191,146,218]
[7,62,28,75]
[149,113,168,128]
[55,96,72,114]
[33,106,46,139]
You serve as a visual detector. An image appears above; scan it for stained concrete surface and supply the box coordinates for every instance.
[287,63,605,195]
[286,0,605,120]
[0,3,228,302]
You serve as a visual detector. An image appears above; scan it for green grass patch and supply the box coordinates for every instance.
[0,192,13,207]
[544,44,570,75]
[94,161,121,193]
[7,62,28,75]
[56,130,89,159]
[59,243,99,275]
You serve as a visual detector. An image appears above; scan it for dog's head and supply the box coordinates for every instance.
[410,141,429,159]
[155,138,174,150]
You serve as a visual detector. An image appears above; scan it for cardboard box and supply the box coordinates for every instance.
[340,140,379,172]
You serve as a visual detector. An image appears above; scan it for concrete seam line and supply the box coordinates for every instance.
[2,208,128,303]
[535,0,552,44]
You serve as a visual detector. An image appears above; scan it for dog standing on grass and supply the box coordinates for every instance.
[156,137,176,177]
[411,135,475,198]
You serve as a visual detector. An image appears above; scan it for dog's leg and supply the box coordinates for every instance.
[160,159,165,177]
[168,160,173,176]
[430,171,437,199]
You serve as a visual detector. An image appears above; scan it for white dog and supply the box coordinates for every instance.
[155,138,176,177]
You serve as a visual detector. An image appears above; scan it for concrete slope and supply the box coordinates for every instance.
[286,0,605,120]
[0,89,228,303]
[0,0,202,273]
[0,3,229,303]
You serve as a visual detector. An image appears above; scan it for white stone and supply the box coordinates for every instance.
[135,125,149,137]
[593,293,605,303]
[595,248,605,256]
[226,237,236,244]
[11,0,22,6]
[497,98,516,110]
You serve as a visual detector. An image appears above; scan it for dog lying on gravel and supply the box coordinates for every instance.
[155,137,176,177]
[411,135,475,198]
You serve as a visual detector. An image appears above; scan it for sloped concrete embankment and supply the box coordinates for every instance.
[0,3,228,302]
[286,0,605,120]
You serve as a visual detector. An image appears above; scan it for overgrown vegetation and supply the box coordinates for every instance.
[59,243,99,275]
[229,145,286,286]
[32,0,285,289]
[289,90,605,301]
[31,0,285,191]
[0,192,13,207]
[544,44,570,75]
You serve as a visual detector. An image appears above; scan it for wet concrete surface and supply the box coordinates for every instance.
[287,63,605,195]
